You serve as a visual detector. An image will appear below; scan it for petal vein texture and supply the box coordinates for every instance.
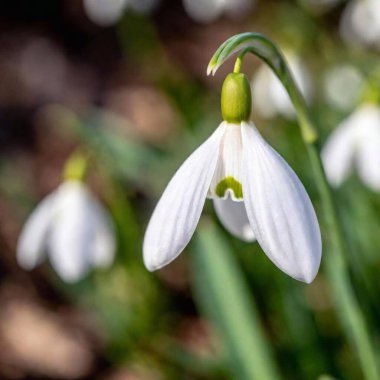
[143,123,226,271]
[241,122,321,282]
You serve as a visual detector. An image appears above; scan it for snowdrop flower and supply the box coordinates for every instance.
[144,72,321,283]
[183,0,253,24]
[322,104,380,191]
[340,0,380,49]
[17,156,115,282]
[252,54,312,119]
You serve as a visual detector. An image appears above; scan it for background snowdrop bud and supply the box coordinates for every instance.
[17,153,115,282]
[221,73,252,123]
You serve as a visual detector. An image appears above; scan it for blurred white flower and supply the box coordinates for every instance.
[322,104,380,191]
[183,0,253,23]
[252,54,312,119]
[323,64,364,111]
[340,0,380,49]
[17,181,115,282]
[144,121,321,283]
[83,0,158,26]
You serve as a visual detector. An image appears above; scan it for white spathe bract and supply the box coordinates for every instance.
[322,104,380,191]
[340,0,380,50]
[17,181,115,282]
[144,122,321,283]
[252,54,312,120]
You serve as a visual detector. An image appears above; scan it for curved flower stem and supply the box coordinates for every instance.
[208,32,380,380]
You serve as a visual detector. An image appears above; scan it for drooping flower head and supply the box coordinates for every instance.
[143,60,322,283]
[17,152,115,282]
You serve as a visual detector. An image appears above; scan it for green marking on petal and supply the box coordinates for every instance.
[215,176,243,199]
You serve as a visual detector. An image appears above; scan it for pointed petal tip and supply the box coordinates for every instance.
[143,247,171,272]
[16,249,36,271]
[290,254,321,284]
[280,264,318,284]
[142,124,226,275]
[53,263,89,283]
[303,276,315,285]
[240,122,322,285]
[299,270,318,284]
[144,262,159,272]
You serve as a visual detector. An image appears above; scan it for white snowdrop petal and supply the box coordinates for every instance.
[143,123,226,271]
[47,182,97,282]
[321,118,357,187]
[209,123,244,201]
[356,140,380,191]
[16,191,57,270]
[213,198,255,242]
[355,106,380,191]
[241,122,321,283]
[90,200,116,268]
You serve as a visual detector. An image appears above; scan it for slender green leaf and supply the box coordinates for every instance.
[192,221,281,380]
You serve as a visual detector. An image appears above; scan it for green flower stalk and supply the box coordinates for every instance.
[63,150,89,182]
[208,32,379,380]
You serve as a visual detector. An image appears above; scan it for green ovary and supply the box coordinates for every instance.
[215,176,243,199]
